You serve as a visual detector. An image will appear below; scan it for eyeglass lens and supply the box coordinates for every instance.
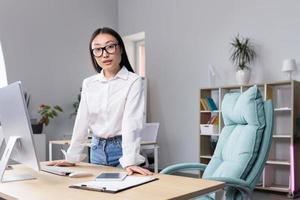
[92,43,118,57]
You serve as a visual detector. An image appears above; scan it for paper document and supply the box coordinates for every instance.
[70,176,158,193]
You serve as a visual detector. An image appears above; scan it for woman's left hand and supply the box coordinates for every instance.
[125,165,153,176]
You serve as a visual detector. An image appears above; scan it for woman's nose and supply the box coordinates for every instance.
[102,50,109,58]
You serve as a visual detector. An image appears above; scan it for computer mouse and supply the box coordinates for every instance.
[69,171,93,178]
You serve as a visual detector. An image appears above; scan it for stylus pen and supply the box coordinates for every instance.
[80,184,107,191]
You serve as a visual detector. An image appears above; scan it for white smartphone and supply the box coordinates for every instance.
[95,172,128,181]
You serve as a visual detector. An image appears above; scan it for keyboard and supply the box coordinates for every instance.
[41,166,74,176]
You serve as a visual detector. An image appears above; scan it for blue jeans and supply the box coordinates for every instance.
[90,136,123,167]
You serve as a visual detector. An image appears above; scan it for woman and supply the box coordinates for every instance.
[49,27,152,176]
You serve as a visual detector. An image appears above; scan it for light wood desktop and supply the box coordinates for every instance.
[49,139,159,173]
[0,162,224,200]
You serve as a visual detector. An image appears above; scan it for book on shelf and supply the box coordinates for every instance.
[200,98,209,110]
[205,96,218,111]
[207,115,218,124]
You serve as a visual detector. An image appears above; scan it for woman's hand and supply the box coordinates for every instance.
[125,165,153,176]
[47,160,76,167]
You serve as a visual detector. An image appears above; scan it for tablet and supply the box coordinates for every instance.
[95,172,128,181]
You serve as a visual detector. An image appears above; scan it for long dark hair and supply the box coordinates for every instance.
[89,27,134,73]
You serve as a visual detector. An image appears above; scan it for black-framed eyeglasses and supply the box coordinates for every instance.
[92,43,119,57]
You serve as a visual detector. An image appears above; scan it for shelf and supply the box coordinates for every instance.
[266,160,290,166]
[200,155,212,159]
[256,185,290,193]
[200,81,300,195]
[272,135,291,139]
[274,107,292,111]
[200,110,220,113]
[200,133,220,136]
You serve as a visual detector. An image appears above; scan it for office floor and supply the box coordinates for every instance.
[253,191,300,200]
[168,171,300,200]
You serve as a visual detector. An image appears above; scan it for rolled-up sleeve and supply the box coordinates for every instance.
[66,80,89,163]
[119,77,146,168]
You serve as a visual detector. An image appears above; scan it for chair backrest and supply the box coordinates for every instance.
[140,123,159,143]
[203,86,265,179]
[245,100,273,189]
[202,85,273,200]
[203,86,272,182]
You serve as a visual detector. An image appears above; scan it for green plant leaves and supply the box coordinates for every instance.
[54,105,63,112]
[38,104,63,126]
[230,34,257,70]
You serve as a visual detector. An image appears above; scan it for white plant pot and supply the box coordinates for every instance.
[236,68,250,85]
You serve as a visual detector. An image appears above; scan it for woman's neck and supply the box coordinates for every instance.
[103,66,121,79]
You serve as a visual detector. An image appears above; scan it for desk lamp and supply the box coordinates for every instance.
[282,59,297,80]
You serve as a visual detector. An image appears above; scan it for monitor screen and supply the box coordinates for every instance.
[0,81,40,181]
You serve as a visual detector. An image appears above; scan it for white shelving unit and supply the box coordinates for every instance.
[199,80,300,197]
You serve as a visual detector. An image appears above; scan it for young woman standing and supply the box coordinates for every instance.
[49,27,152,176]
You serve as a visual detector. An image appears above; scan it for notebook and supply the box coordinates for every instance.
[69,176,158,193]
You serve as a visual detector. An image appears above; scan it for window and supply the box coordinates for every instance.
[0,42,8,88]
[135,40,145,77]
[123,32,147,121]
[123,32,146,77]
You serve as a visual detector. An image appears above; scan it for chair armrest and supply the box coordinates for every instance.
[206,177,249,187]
[206,177,252,200]
[160,163,207,174]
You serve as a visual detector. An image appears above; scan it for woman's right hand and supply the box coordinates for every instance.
[47,160,76,167]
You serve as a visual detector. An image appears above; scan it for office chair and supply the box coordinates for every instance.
[160,86,274,200]
[140,123,159,170]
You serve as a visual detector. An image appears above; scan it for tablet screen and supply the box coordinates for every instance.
[95,172,128,181]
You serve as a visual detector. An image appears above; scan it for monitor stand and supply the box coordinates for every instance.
[0,136,36,182]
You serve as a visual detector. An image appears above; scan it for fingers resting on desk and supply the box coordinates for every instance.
[125,165,153,176]
[47,160,76,167]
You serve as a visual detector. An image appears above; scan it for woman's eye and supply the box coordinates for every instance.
[107,45,114,49]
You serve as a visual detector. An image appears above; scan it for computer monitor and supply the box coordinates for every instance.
[0,81,41,182]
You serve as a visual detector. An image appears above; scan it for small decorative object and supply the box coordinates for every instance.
[31,104,63,134]
[208,64,216,87]
[230,34,257,85]
[282,59,297,80]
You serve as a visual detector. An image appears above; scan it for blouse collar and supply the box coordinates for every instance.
[99,66,129,82]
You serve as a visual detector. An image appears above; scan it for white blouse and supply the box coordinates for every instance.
[66,67,145,168]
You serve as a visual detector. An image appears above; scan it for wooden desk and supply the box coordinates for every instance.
[0,162,224,200]
[49,139,159,173]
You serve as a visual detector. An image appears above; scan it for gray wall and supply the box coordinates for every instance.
[1,0,300,167]
[118,0,300,168]
[0,0,118,160]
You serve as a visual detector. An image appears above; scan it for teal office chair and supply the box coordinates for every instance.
[160,86,274,200]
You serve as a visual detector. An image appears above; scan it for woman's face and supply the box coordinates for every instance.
[91,33,122,74]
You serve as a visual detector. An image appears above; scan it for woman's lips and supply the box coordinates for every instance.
[103,60,112,65]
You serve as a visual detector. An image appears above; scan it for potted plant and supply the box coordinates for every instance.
[230,34,257,85]
[31,104,63,134]
[70,87,81,118]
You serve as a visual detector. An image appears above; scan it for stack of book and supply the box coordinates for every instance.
[200,96,218,111]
